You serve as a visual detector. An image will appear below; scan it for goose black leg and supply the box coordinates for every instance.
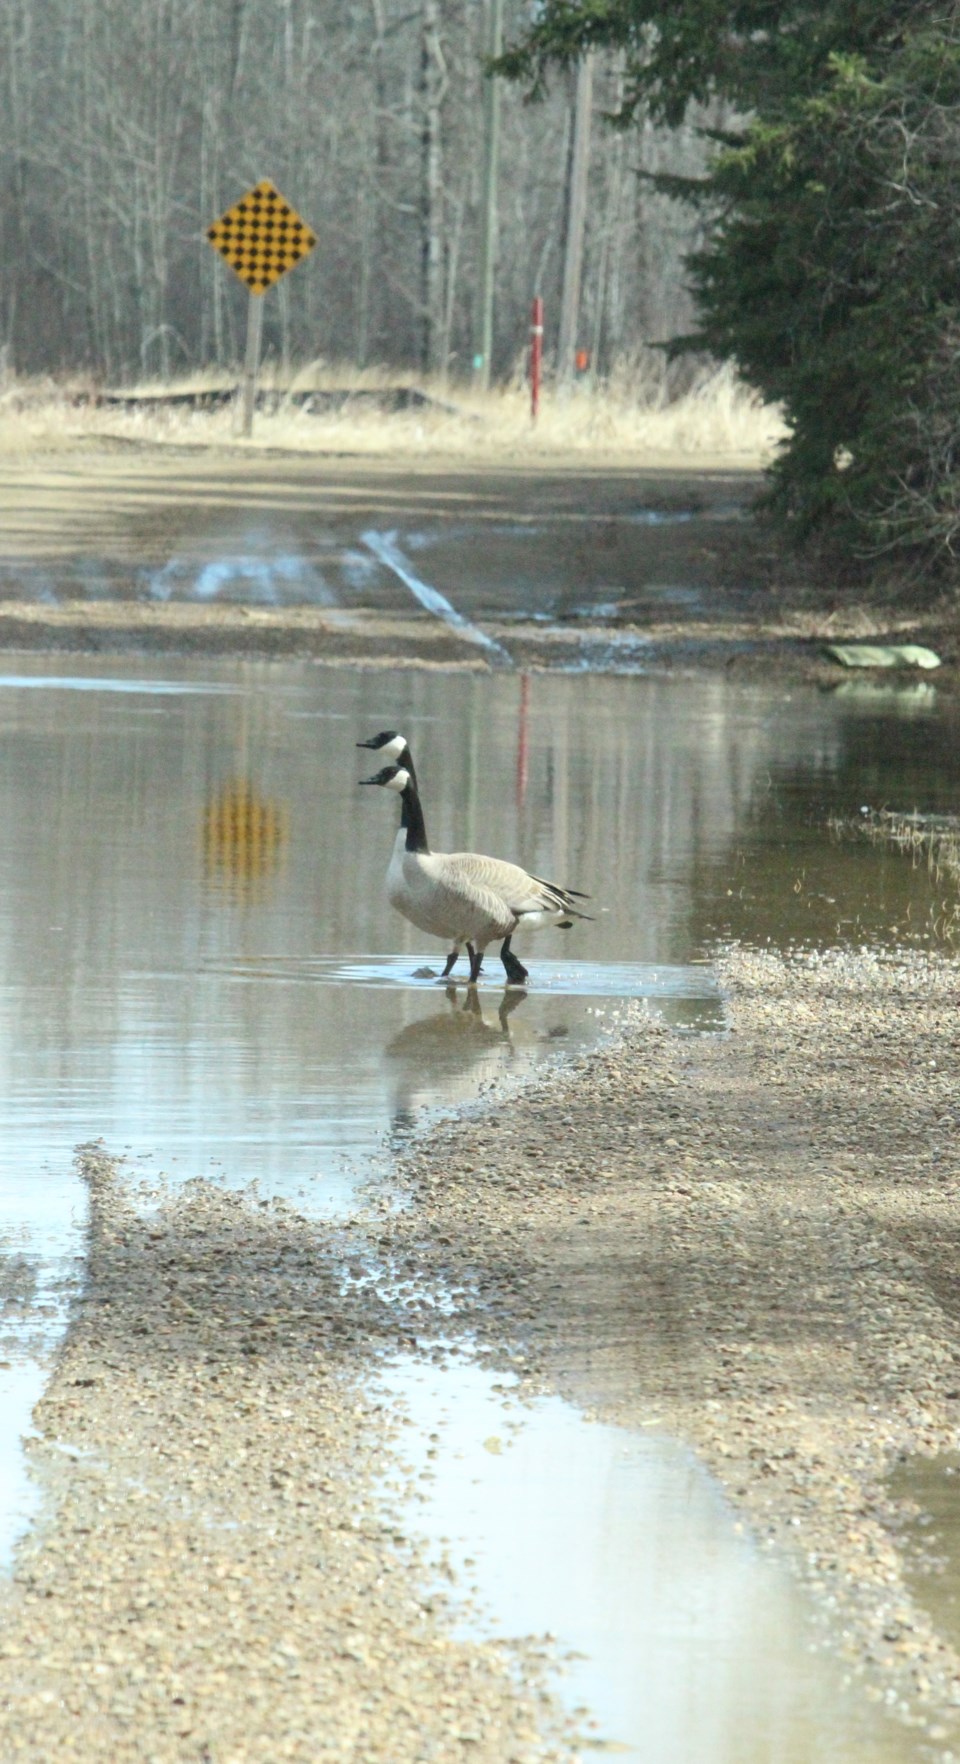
[467,942,483,985]
[500,935,529,986]
[441,948,459,979]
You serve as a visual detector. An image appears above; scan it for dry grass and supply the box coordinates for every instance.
[0,353,786,465]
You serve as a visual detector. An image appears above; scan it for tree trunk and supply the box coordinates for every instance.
[557,53,593,385]
[420,0,445,375]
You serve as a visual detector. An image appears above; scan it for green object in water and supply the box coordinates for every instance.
[824,642,941,670]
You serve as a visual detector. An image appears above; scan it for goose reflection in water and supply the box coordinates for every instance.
[383,983,552,1136]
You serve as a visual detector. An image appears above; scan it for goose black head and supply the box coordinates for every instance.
[359,764,410,792]
[357,730,407,759]
[357,730,417,788]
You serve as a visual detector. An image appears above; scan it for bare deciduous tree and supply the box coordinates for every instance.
[0,0,713,382]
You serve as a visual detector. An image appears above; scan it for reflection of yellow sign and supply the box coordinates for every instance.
[203,781,288,895]
[206,180,317,294]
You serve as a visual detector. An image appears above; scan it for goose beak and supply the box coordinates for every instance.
[358,763,406,789]
[356,738,378,749]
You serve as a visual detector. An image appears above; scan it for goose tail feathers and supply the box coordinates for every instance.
[529,874,594,921]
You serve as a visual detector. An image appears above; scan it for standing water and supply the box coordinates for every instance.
[383,1356,929,1763]
[0,654,957,1753]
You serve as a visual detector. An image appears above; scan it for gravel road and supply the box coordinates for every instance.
[1,946,959,1758]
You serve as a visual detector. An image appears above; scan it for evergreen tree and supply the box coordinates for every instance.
[501,3,960,574]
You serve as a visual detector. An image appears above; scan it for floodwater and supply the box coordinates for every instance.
[2,656,954,1212]
[1,653,958,1754]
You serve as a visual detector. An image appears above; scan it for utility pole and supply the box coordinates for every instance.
[473,0,504,389]
[557,52,593,387]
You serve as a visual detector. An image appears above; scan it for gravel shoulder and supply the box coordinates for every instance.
[2,949,960,1757]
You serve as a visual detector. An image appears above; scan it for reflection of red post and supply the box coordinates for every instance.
[530,297,543,422]
[516,671,530,808]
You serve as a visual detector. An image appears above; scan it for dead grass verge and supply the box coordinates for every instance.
[0,354,786,465]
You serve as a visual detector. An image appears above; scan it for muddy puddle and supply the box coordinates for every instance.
[1,652,959,1753]
[382,1355,922,1762]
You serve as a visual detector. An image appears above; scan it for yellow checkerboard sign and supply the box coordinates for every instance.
[206,179,317,294]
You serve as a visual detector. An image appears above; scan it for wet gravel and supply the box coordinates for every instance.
[376,947,960,1750]
[0,1156,575,1763]
[2,946,960,1757]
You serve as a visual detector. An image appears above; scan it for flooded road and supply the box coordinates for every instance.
[0,657,742,1215]
[2,655,953,1206]
[1,652,958,1758]
[0,456,763,627]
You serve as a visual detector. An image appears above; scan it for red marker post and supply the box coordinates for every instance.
[529,296,543,422]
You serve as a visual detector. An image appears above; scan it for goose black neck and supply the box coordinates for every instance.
[400,778,429,854]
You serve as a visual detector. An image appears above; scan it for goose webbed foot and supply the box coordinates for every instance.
[500,935,529,987]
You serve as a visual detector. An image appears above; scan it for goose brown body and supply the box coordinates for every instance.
[387,837,575,944]
[359,746,590,984]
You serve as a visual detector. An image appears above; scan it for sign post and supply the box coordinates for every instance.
[241,293,265,438]
[206,179,317,437]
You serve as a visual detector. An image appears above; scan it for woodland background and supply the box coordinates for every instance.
[0,0,710,384]
[6,1,959,577]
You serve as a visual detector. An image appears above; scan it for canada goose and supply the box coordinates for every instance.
[359,728,495,981]
[359,758,590,985]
